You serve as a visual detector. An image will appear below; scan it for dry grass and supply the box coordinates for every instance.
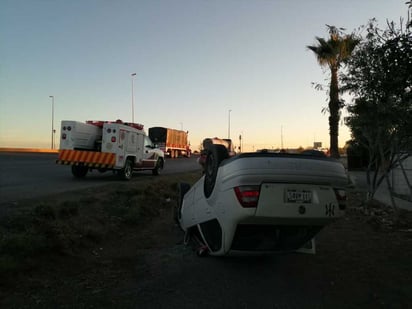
[0,172,200,283]
[2,173,412,308]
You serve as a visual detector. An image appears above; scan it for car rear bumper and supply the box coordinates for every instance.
[229,224,322,252]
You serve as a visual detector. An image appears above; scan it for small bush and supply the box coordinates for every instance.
[81,226,104,242]
[33,204,56,220]
[0,214,31,232]
[123,208,144,225]
[0,255,19,278]
[79,196,99,204]
[122,187,143,197]
[143,185,156,196]
[58,201,79,219]
[104,203,130,218]
[0,232,50,257]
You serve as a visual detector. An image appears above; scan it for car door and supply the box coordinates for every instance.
[142,136,157,168]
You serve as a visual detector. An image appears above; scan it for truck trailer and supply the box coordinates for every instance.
[148,127,191,158]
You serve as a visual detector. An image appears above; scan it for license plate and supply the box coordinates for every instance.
[285,189,312,203]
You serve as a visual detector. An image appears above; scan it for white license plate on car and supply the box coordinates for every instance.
[285,189,312,203]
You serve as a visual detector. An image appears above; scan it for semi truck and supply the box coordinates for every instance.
[148,127,191,158]
[56,120,164,180]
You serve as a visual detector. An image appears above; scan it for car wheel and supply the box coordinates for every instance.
[203,144,229,198]
[152,157,164,175]
[174,182,191,224]
[120,159,133,180]
[71,165,88,178]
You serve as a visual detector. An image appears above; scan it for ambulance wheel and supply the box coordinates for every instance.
[152,158,164,175]
[71,165,88,178]
[121,159,133,180]
[203,144,229,198]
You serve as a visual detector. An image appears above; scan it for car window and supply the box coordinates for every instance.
[144,136,153,148]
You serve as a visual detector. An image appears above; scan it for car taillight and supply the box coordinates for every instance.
[234,186,260,208]
[111,136,116,143]
[334,188,346,210]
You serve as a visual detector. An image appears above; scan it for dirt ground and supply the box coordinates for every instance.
[1,177,412,308]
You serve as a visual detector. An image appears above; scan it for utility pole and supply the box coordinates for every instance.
[281,125,284,149]
[49,95,54,149]
[228,109,232,139]
[131,73,136,123]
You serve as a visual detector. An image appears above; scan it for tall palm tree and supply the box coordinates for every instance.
[307,25,359,158]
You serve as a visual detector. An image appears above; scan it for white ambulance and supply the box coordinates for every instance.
[57,120,164,180]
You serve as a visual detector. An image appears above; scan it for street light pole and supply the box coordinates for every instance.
[49,95,54,149]
[131,73,136,123]
[228,109,232,139]
[281,125,284,149]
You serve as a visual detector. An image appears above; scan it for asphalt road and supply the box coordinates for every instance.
[0,152,201,204]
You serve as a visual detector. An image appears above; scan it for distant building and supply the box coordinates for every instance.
[313,142,322,149]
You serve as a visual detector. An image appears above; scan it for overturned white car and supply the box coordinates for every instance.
[176,145,348,256]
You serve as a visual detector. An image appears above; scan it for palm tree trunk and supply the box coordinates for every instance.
[329,66,340,158]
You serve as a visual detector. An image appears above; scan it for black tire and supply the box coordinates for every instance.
[174,182,191,223]
[120,159,134,180]
[203,144,229,198]
[71,165,88,178]
[152,157,164,176]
